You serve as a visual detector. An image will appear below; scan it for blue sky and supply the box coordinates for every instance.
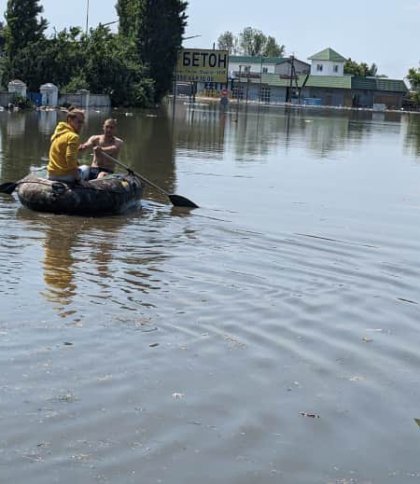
[10,0,419,80]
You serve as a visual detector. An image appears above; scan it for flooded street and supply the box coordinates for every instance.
[1,102,420,483]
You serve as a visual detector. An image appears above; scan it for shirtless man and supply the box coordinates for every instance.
[79,118,123,179]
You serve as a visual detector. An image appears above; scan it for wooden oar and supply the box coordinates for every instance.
[101,152,198,208]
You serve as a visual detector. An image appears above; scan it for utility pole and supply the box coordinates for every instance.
[245,65,251,105]
[85,0,90,36]
[235,65,242,123]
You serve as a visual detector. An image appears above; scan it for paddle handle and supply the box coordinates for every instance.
[101,152,170,197]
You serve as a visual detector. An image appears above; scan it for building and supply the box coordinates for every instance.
[197,47,408,110]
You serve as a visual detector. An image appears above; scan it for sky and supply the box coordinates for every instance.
[5,0,419,80]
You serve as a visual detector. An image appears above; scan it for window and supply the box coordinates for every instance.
[259,87,271,103]
[316,64,323,72]
[262,67,268,74]
[333,65,339,73]
[233,86,244,100]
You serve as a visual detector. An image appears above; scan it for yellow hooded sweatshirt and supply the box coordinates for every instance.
[47,122,80,176]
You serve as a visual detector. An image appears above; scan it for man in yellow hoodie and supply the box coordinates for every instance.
[47,108,85,182]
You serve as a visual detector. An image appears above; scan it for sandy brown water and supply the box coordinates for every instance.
[1,103,420,483]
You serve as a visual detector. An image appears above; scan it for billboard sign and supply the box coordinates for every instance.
[176,49,228,83]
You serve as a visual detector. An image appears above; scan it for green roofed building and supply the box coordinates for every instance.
[195,47,408,109]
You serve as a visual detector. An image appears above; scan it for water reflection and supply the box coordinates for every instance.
[0,111,50,181]
[42,221,77,315]
[116,109,178,203]
[37,110,58,135]
[404,114,420,158]
[171,102,226,157]
[1,105,420,193]
[16,210,129,317]
[166,101,415,162]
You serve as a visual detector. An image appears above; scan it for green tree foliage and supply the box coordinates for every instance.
[239,27,266,56]
[344,58,378,77]
[217,31,237,54]
[116,0,141,38]
[83,25,154,107]
[4,27,86,91]
[406,67,420,108]
[4,0,47,58]
[1,0,185,106]
[2,0,48,86]
[0,21,5,54]
[263,36,285,57]
[117,0,187,103]
[407,67,420,91]
[217,27,284,57]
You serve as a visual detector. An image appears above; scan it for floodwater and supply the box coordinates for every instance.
[1,101,420,483]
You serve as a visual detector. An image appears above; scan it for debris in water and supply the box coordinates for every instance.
[299,412,320,418]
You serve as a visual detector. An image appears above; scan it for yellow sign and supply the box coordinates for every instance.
[176,49,228,83]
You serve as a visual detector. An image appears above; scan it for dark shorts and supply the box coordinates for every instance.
[88,167,114,180]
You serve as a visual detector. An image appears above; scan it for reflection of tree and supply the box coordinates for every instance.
[169,102,226,157]
[306,115,350,156]
[0,111,50,181]
[116,108,177,203]
[404,114,420,158]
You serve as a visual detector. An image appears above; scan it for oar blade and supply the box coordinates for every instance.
[169,194,199,208]
[0,182,18,195]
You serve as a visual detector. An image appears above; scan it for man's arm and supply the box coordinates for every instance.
[79,135,100,151]
[94,138,123,158]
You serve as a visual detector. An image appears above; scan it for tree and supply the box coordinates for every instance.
[116,0,141,38]
[117,0,188,103]
[263,36,284,57]
[83,25,153,106]
[0,22,5,55]
[239,27,266,56]
[4,27,86,91]
[344,58,378,77]
[2,0,47,86]
[4,0,47,58]
[217,31,237,54]
[217,27,285,57]
[407,67,420,91]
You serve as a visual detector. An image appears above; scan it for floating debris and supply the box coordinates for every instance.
[299,412,320,418]
[397,297,418,305]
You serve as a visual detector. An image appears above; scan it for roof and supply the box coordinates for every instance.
[351,76,408,92]
[374,78,408,93]
[257,74,352,89]
[308,48,347,63]
[8,79,26,86]
[252,74,408,92]
[307,75,352,89]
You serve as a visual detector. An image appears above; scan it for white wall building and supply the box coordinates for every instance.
[308,47,346,76]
